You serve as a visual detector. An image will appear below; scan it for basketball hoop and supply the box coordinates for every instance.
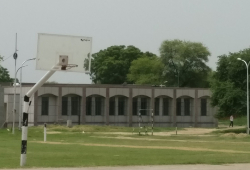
[61,64,78,70]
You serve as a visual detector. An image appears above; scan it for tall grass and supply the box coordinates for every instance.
[219,116,247,126]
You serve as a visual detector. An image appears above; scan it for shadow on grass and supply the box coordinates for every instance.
[213,128,247,134]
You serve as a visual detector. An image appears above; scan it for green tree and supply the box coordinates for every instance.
[159,40,211,87]
[127,56,164,85]
[0,55,13,82]
[210,49,250,118]
[90,45,155,84]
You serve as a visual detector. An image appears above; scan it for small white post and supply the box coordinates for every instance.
[44,123,46,142]
[151,111,154,136]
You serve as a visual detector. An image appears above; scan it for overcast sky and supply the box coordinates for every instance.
[1,0,250,84]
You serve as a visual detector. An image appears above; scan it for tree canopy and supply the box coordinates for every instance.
[127,56,164,85]
[210,48,250,118]
[159,40,211,87]
[90,45,156,84]
[0,55,13,82]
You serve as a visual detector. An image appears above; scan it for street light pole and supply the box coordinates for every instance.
[12,33,18,134]
[237,58,250,135]
[18,58,36,130]
[15,66,28,129]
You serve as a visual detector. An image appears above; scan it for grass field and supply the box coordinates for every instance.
[1,122,250,168]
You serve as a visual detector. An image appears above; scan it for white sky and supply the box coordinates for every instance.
[1,0,250,84]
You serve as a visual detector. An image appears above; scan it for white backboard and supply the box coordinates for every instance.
[36,33,92,73]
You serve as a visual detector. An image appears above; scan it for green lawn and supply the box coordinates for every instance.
[1,125,250,168]
[219,116,247,126]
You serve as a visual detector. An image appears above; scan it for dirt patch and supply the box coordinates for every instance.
[32,141,250,154]
[221,133,248,138]
[5,164,250,170]
[96,128,216,136]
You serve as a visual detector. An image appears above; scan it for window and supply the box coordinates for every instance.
[95,97,102,115]
[141,98,147,115]
[118,97,125,115]
[109,97,115,115]
[41,97,49,115]
[201,98,207,116]
[184,98,190,116]
[154,98,159,116]
[132,98,137,115]
[163,98,169,116]
[86,97,92,115]
[176,98,181,116]
[71,97,79,115]
[62,97,68,115]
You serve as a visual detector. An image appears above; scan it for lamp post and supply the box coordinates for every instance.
[237,58,250,135]
[18,58,36,130]
[12,33,18,134]
[12,65,27,134]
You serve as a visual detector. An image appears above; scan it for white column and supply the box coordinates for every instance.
[115,97,118,116]
[92,97,95,116]
[159,97,163,116]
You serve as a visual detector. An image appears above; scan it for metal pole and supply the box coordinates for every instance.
[138,112,140,135]
[151,111,154,135]
[19,58,36,130]
[44,123,46,142]
[21,65,57,166]
[247,63,249,135]
[12,33,18,134]
[13,60,16,134]
[237,58,249,135]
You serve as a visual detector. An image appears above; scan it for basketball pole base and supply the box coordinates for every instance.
[20,65,57,167]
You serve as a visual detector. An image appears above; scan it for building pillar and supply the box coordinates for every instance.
[115,96,118,116]
[105,88,109,125]
[57,87,62,124]
[194,89,198,127]
[172,89,176,127]
[151,88,155,116]
[138,97,141,114]
[34,91,38,126]
[92,97,95,116]
[159,97,163,116]
[82,87,86,124]
[128,88,132,127]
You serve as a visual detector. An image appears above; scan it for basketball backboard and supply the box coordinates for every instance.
[36,33,92,73]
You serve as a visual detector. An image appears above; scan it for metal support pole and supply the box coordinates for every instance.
[151,112,154,135]
[237,58,250,135]
[44,123,46,142]
[12,33,18,134]
[19,58,35,130]
[138,112,141,135]
[247,64,249,135]
[20,66,56,166]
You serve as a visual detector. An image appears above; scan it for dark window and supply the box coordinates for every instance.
[109,97,115,115]
[62,97,68,115]
[176,98,181,116]
[71,97,79,115]
[163,98,169,115]
[184,98,190,116]
[41,97,49,115]
[201,98,207,116]
[132,98,137,115]
[154,98,159,115]
[141,98,147,115]
[86,97,92,115]
[118,97,125,115]
[95,97,102,115]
